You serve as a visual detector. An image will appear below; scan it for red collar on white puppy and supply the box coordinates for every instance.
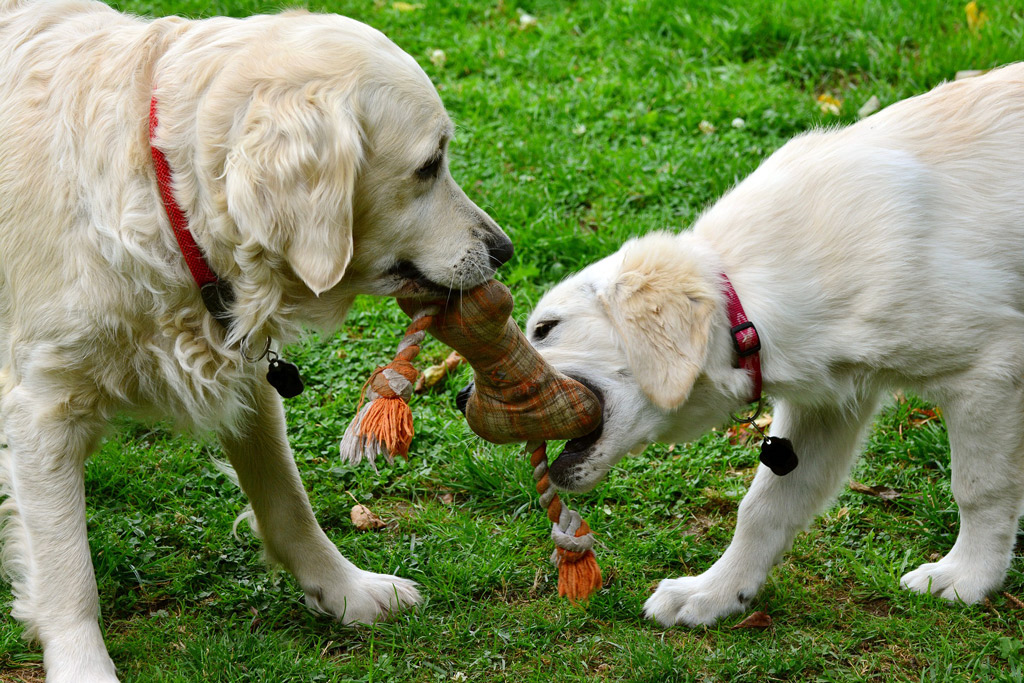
[720,273,797,475]
[720,273,762,403]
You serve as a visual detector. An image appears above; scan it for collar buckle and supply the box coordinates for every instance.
[730,320,761,358]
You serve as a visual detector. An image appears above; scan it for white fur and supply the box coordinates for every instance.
[0,1,511,680]
[527,64,1024,626]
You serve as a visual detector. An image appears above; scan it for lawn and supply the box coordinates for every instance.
[3,0,1024,681]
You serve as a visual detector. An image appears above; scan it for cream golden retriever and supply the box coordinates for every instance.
[527,64,1024,626]
[0,0,512,680]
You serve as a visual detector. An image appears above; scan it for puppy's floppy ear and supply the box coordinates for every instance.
[599,234,715,411]
[226,85,362,295]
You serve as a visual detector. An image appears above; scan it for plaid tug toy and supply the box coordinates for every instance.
[340,280,605,601]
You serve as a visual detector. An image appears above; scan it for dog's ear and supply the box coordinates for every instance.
[599,235,715,411]
[226,86,362,295]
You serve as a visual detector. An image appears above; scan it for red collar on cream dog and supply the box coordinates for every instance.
[149,96,234,325]
[149,96,303,398]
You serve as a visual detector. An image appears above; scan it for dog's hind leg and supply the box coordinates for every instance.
[644,392,881,626]
[218,381,421,625]
[900,379,1024,603]
[0,383,115,683]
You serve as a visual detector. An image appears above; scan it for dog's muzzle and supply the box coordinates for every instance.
[546,417,605,490]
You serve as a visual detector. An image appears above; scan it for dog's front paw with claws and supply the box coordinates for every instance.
[900,553,1008,605]
[304,569,421,625]
[643,573,760,627]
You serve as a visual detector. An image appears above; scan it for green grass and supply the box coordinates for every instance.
[4,0,1024,681]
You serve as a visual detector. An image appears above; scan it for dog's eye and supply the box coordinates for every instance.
[416,155,443,180]
[532,319,559,342]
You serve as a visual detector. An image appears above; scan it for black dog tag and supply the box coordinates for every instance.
[760,436,798,476]
[267,358,304,398]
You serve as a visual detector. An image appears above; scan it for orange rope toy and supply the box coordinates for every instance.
[529,441,602,601]
[339,306,437,469]
[341,281,604,601]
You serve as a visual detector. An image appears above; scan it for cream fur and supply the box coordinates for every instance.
[528,64,1024,626]
[0,1,510,680]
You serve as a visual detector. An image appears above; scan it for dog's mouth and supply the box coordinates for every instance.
[546,379,607,491]
[547,430,605,490]
[547,419,604,484]
[386,260,452,297]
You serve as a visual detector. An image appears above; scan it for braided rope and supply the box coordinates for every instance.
[529,441,602,600]
[339,307,438,469]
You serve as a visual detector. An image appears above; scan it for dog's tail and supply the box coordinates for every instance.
[210,457,262,542]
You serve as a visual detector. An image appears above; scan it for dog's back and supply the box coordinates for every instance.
[696,64,1024,387]
[0,2,257,426]
[0,1,162,366]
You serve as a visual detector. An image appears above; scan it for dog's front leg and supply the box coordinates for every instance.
[644,395,880,626]
[1,385,116,683]
[218,381,420,625]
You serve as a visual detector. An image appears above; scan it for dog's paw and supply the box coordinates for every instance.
[643,575,755,627]
[305,568,421,625]
[900,559,1000,604]
[41,625,120,683]
[47,669,119,683]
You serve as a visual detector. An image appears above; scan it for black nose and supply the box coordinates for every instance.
[486,233,514,268]
[456,381,474,415]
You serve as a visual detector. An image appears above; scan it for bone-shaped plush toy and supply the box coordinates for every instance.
[408,279,601,444]
[339,280,605,601]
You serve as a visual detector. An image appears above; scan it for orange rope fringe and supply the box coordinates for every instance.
[531,443,602,602]
[342,311,435,465]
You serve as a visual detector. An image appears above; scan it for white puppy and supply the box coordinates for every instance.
[0,1,512,680]
[527,64,1024,627]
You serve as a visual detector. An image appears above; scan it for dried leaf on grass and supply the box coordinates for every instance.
[966,1,988,34]
[350,504,386,530]
[908,407,941,426]
[816,93,842,115]
[415,351,464,393]
[528,567,546,599]
[733,611,772,629]
[724,422,755,444]
[857,95,880,118]
[518,12,538,30]
[956,69,987,80]
[849,481,900,501]
[347,491,386,530]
